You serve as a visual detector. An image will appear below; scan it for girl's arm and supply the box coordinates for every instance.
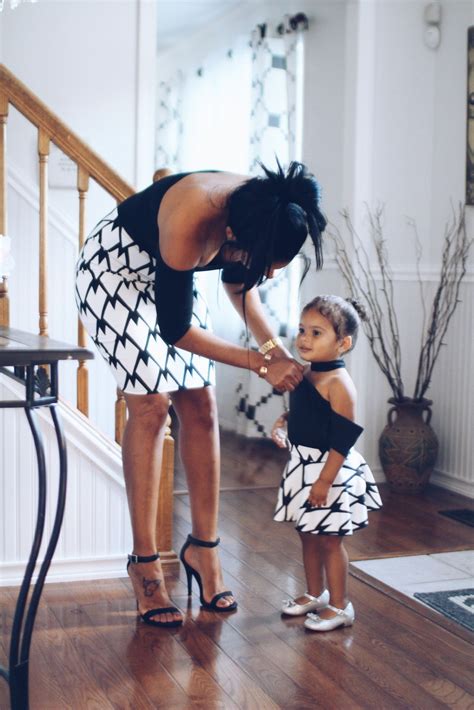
[308,378,357,507]
[271,411,289,448]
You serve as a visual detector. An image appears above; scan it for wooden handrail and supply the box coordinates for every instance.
[0,64,133,202]
[0,64,178,566]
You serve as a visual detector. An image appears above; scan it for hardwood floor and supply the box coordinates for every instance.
[1,433,473,709]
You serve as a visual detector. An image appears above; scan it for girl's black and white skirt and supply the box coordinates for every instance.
[274,443,382,535]
[75,208,215,395]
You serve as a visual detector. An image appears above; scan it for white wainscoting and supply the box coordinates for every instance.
[0,375,131,586]
[7,167,119,441]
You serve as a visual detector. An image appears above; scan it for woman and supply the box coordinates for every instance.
[75,161,326,627]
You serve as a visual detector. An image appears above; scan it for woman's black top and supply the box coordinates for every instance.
[114,171,248,344]
[288,377,363,457]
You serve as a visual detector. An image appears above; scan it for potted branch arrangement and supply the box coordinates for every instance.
[329,205,471,492]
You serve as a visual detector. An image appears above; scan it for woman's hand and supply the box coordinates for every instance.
[263,357,304,391]
[271,416,288,448]
[307,479,331,507]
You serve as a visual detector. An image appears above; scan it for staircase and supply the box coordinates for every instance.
[0,64,177,584]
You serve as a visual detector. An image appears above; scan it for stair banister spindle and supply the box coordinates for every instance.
[115,388,127,445]
[77,165,90,415]
[38,129,50,337]
[0,92,9,327]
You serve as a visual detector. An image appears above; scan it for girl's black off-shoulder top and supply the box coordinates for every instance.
[288,377,363,457]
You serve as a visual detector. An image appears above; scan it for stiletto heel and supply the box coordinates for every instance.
[184,565,193,596]
[179,534,237,612]
[127,552,183,628]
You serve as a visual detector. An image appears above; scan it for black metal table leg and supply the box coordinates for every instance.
[0,327,93,709]
[8,406,47,710]
[7,404,67,710]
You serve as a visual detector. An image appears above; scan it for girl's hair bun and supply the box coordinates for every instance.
[346,297,368,321]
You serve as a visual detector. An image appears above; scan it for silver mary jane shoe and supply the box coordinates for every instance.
[304,602,355,631]
[281,589,330,616]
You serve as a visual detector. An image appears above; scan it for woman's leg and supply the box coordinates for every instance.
[319,536,349,617]
[122,391,182,624]
[295,531,325,603]
[171,386,234,608]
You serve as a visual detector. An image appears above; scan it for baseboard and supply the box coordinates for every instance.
[0,555,128,586]
[431,470,474,499]
[0,551,179,587]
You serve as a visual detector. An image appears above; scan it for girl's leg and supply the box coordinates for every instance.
[319,536,349,617]
[171,386,234,608]
[296,531,325,602]
[122,392,182,624]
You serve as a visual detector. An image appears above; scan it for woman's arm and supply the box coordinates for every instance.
[175,325,302,391]
[223,282,293,358]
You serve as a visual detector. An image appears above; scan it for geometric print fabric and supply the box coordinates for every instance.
[75,208,215,394]
[274,444,382,535]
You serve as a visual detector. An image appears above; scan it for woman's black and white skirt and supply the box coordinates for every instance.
[75,208,215,395]
[274,443,382,535]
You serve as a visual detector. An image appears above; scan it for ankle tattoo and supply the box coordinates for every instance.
[142,577,161,597]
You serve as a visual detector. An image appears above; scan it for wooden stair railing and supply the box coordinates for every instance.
[0,64,177,563]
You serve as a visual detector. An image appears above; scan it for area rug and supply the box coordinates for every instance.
[414,588,474,632]
[438,509,474,527]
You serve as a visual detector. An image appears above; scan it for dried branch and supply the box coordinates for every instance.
[328,204,471,403]
[413,205,471,400]
[330,209,404,400]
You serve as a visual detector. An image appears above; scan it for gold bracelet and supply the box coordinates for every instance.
[258,352,272,378]
[259,337,283,355]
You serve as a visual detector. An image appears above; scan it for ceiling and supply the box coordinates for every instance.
[156,0,245,52]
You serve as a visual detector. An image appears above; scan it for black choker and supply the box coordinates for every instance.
[310,359,345,372]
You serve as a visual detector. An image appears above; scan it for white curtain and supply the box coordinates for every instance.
[235,19,305,439]
[155,38,251,174]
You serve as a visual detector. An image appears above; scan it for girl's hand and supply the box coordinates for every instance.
[307,479,331,507]
[264,357,304,392]
[271,416,288,448]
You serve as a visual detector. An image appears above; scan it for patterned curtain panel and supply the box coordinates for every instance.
[155,72,184,173]
[235,20,306,439]
[155,39,251,175]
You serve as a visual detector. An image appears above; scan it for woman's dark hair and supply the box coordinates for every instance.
[226,161,326,291]
[302,295,368,351]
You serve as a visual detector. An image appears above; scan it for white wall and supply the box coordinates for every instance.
[0,0,157,437]
[338,0,474,494]
[1,0,156,189]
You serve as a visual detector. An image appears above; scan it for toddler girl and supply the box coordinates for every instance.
[272,295,382,631]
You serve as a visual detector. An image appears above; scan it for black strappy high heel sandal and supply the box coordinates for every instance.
[127,552,183,628]
[179,534,238,612]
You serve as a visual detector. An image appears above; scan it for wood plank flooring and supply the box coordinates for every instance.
[1,432,473,709]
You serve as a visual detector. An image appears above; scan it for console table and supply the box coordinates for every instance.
[0,327,94,710]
